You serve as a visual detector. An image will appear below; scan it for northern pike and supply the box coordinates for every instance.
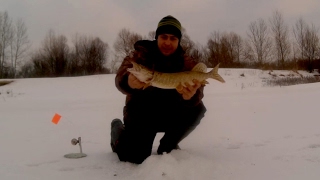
[127,61,225,90]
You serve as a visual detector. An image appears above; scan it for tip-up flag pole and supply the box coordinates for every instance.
[52,113,61,124]
[51,113,87,158]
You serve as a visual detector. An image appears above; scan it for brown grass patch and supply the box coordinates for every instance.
[263,76,320,87]
[0,80,13,86]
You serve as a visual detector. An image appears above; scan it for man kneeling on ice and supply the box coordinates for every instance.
[111,15,220,164]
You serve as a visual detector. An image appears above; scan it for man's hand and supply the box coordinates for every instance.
[177,79,201,100]
[128,73,146,89]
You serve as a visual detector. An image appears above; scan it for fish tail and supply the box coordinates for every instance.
[208,63,225,83]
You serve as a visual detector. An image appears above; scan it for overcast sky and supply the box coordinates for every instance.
[1,0,320,51]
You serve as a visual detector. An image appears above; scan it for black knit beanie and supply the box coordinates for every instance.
[155,15,182,40]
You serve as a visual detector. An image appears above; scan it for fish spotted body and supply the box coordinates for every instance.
[127,61,225,90]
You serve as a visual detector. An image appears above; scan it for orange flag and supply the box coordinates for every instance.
[52,113,61,124]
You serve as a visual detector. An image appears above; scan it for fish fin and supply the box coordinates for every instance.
[201,80,209,85]
[176,83,183,92]
[191,63,207,73]
[208,63,225,83]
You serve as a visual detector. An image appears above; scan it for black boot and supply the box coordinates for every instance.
[110,118,124,152]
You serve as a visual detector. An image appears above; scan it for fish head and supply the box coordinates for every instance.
[127,61,153,83]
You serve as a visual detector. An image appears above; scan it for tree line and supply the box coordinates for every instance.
[1,10,319,79]
[22,30,110,77]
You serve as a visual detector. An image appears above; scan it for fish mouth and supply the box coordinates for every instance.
[127,61,140,72]
[126,61,153,83]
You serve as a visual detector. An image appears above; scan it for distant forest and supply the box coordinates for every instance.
[0,10,319,78]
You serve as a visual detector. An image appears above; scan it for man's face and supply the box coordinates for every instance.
[157,34,179,56]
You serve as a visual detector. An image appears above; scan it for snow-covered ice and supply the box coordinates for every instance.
[1,68,320,180]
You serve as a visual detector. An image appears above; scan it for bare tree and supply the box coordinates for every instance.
[189,43,208,64]
[222,32,243,65]
[0,13,2,72]
[304,24,319,72]
[9,18,30,78]
[270,10,291,69]
[18,61,34,78]
[0,11,13,78]
[291,42,299,70]
[242,40,255,63]
[180,27,195,57]
[69,33,82,75]
[206,31,243,67]
[207,31,222,67]
[293,17,307,60]
[293,18,320,72]
[69,34,109,75]
[111,28,142,72]
[84,37,108,74]
[108,52,120,74]
[229,32,243,64]
[40,30,69,76]
[31,51,50,77]
[247,18,272,66]
[220,34,233,66]
[146,31,156,40]
[207,31,232,67]
[114,28,143,58]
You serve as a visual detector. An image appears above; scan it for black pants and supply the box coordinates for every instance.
[115,102,206,164]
